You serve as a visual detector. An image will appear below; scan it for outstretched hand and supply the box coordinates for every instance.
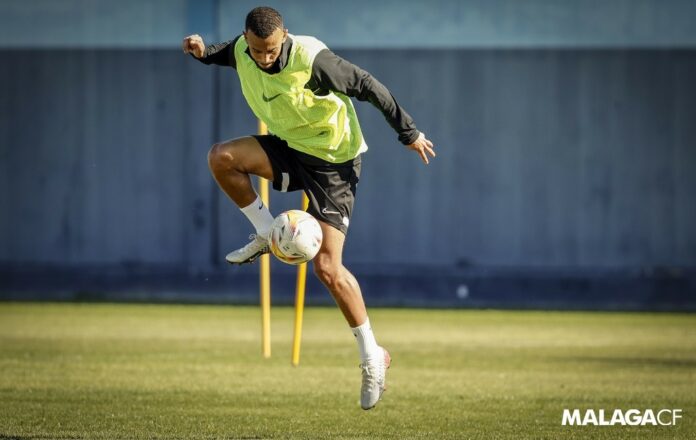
[182,34,206,58]
[407,132,436,165]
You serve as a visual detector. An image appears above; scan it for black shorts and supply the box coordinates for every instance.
[253,134,361,235]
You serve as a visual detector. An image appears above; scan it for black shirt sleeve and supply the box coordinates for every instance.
[308,49,420,145]
[193,35,241,68]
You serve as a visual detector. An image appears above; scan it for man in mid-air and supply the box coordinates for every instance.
[183,6,435,410]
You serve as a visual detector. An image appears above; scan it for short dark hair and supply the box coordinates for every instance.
[245,7,283,38]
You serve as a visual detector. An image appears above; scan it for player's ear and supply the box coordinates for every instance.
[282,28,288,42]
[243,30,247,41]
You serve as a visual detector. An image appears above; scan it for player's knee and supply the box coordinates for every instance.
[313,257,340,287]
[208,142,238,175]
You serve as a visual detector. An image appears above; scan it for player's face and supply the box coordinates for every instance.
[244,27,288,70]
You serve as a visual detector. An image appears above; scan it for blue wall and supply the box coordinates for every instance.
[1,1,695,309]
[2,0,696,48]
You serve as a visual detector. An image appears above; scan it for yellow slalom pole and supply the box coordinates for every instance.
[291,193,310,366]
[258,120,271,359]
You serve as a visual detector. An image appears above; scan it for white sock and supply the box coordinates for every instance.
[240,194,274,238]
[351,317,380,362]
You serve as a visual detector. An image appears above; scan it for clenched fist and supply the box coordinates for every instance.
[182,34,205,58]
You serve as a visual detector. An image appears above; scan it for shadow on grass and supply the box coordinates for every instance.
[0,436,81,440]
[556,356,696,369]
[0,435,262,440]
[0,434,100,440]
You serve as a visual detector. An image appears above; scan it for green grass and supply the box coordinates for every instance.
[0,303,695,439]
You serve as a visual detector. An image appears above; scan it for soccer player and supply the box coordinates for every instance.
[183,6,435,410]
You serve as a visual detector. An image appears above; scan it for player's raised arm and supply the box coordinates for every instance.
[183,36,239,68]
[182,34,206,58]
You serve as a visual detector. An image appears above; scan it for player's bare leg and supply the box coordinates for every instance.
[207,137,275,264]
[312,222,366,327]
[313,221,391,409]
[208,136,274,205]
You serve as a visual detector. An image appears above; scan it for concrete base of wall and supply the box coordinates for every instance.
[2,264,694,311]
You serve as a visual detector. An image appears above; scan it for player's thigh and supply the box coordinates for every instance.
[209,136,273,180]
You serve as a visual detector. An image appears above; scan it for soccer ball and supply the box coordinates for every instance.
[269,210,323,265]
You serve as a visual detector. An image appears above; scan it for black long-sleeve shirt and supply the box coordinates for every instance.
[194,35,420,145]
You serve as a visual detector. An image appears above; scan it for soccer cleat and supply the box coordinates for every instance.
[225,234,270,265]
[359,346,391,410]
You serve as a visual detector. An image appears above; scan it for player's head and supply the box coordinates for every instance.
[244,6,288,70]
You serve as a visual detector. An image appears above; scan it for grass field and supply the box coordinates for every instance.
[0,303,694,439]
